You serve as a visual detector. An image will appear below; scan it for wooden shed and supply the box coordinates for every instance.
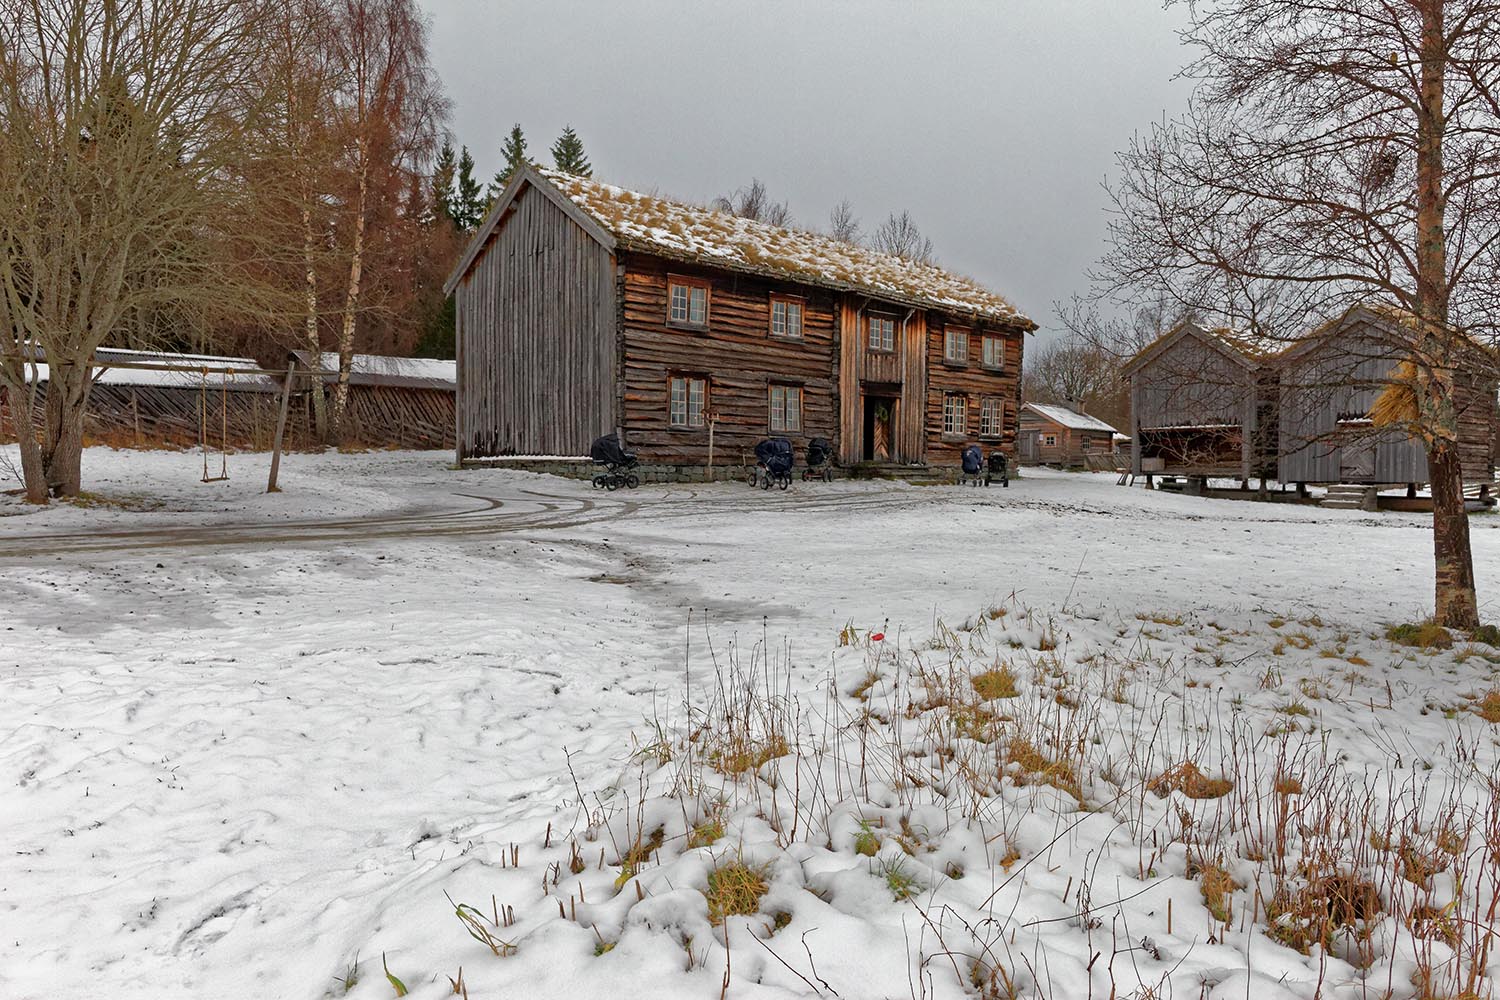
[443,165,1036,477]
[292,351,456,450]
[1017,402,1119,467]
[1121,323,1278,483]
[1276,307,1496,488]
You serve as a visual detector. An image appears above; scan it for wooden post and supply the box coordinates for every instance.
[266,360,296,494]
[707,413,717,482]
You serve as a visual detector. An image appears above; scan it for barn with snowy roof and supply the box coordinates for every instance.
[443,165,1036,476]
[1016,402,1120,468]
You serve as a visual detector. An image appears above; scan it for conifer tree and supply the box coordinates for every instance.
[454,145,484,229]
[490,123,530,199]
[549,124,592,176]
[431,140,457,227]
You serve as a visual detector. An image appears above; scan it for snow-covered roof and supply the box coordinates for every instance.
[1022,402,1119,434]
[14,347,281,391]
[450,165,1035,329]
[293,352,455,390]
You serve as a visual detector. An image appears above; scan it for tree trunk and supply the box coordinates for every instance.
[42,362,90,497]
[1430,441,1479,629]
[7,380,49,504]
[332,151,368,446]
[302,202,329,444]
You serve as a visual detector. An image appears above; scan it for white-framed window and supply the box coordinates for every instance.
[770,296,804,339]
[982,336,1005,369]
[668,278,709,326]
[868,314,896,352]
[944,326,969,364]
[1042,433,1058,447]
[769,384,803,432]
[980,397,1004,437]
[1082,436,1094,451]
[669,375,707,427]
[943,394,967,435]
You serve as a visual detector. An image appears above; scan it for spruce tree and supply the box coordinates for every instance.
[490,123,530,199]
[455,145,484,230]
[549,125,592,176]
[431,140,457,227]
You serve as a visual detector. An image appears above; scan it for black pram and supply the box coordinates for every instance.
[986,450,1009,488]
[589,433,639,491]
[802,437,833,482]
[959,443,985,487]
[750,437,794,490]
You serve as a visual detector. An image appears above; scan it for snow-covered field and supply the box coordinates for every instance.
[2,447,1498,1000]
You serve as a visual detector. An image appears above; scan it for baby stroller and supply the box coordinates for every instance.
[749,437,794,490]
[986,450,1010,488]
[802,437,834,482]
[958,443,985,487]
[589,433,639,490]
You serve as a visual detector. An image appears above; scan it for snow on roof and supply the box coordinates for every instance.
[15,347,280,391]
[535,168,1035,328]
[294,351,455,390]
[1023,402,1119,434]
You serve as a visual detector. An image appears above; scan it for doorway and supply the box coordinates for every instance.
[862,395,897,462]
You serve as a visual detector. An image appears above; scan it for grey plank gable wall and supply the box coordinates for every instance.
[456,184,615,459]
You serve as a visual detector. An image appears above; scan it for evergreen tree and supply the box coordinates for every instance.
[549,124,591,176]
[431,139,457,227]
[489,123,529,200]
[454,145,484,229]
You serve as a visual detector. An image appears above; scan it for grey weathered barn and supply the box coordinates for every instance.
[442,165,1036,477]
[1122,308,1497,490]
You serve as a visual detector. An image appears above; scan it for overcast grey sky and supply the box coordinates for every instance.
[426,1,1193,341]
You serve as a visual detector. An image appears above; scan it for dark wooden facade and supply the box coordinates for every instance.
[1017,404,1119,468]
[447,166,1034,474]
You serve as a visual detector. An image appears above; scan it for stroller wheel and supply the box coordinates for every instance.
[626,474,639,489]
[592,474,606,489]
[747,471,757,487]
[779,477,790,490]
[606,477,621,491]
[823,469,832,482]
[761,474,771,490]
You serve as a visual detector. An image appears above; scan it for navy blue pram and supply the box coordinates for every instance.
[750,437,794,490]
[589,433,639,490]
[959,443,984,487]
[802,437,833,482]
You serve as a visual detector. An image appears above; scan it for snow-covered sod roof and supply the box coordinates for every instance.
[1022,402,1119,433]
[15,348,280,391]
[508,167,1034,328]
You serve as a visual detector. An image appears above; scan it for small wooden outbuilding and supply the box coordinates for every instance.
[1017,402,1119,467]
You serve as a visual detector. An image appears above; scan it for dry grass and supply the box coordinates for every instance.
[1474,689,1500,724]
[1005,737,1082,803]
[1193,859,1239,923]
[1386,622,1454,650]
[971,665,1020,700]
[1149,761,1233,799]
[705,860,770,925]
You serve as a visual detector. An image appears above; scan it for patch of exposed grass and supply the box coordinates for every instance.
[1136,611,1184,627]
[687,816,725,850]
[1473,689,1500,724]
[1193,860,1239,923]
[1149,761,1233,799]
[877,857,922,901]
[1386,622,1454,650]
[971,665,1019,700]
[853,822,880,857]
[710,734,789,775]
[705,860,770,925]
[1469,624,1500,647]
[1006,737,1082,803]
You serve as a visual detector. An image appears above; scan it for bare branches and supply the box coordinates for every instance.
[712,178,792,227]
[870,210,934,264]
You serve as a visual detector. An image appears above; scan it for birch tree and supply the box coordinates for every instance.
[1100,0,1500,628]
[0,0,273,500]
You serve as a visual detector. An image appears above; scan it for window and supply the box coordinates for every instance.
[769,384,803,432]
[944,326,969,364]
[770,296,804,339]
[980,397,1004,437]
[668,278,709,327]
[943,394,967,435]
[669,375,707,428]
[1081,437,1094,451]
[867,314,896,352]
[1042,433,1058,447]
[982,336,1005,369]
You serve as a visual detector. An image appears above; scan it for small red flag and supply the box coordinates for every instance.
[871,632,885,642]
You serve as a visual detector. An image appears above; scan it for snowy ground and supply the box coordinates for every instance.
[1,447,1497,1000]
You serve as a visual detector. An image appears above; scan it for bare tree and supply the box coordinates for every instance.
[1023,336,1128,428]
[871,210,934,263]
[0,0,275,501]
[1056,294,1197,361]
[1099,0,1500,629]
[325,0,444,443]
[828,199,861,244]
[712,178,792,227]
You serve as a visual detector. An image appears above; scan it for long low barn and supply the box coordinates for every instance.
[1122,307,1498,488]
[0,348,456,451]
[443,165,1037,476]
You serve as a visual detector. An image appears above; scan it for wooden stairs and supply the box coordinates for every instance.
[1320,484,1379,511]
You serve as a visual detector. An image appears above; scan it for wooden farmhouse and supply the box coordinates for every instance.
[1122,308,1498,493]
[1016,403,1119,467]
[443,165,1035,477]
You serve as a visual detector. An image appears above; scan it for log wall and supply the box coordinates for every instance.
[619,253,838,467]
[923,314,1026,468]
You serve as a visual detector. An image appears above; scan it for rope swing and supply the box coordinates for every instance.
[199,366,230,483]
